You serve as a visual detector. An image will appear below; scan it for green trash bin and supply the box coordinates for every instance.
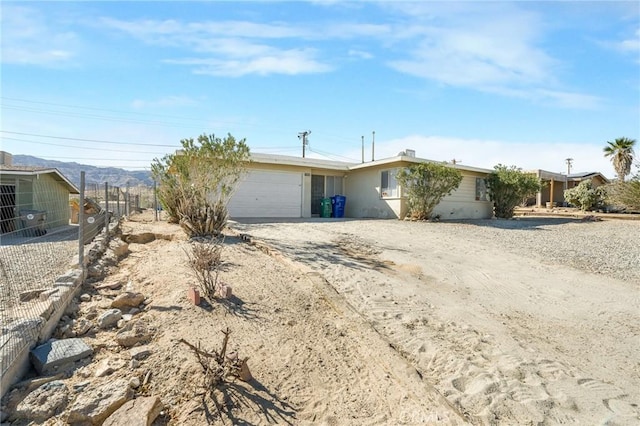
[320,198,332,218]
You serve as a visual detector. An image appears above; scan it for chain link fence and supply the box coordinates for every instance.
[0,172,156,395]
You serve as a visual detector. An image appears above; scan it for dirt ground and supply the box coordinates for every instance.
[4,211,638,425]
[12,211,461,425]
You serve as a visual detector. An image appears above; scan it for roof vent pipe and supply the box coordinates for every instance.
[371,131,375,162]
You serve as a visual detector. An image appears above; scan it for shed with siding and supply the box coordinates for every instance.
[0,165,79,234]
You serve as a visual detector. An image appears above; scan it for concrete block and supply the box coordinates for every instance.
[30,338,93,375]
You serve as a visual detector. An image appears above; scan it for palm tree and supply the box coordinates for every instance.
[603,137,636,182]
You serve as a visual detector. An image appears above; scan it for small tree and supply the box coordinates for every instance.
[485,165,541,218]
[564,180,607,211]
[152,133,250,237]
[395,162,463,220]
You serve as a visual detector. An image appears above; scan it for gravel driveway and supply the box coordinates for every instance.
[230,217,640,425]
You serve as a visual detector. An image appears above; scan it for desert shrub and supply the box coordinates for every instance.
[606,178,640,211]
[185,236,224,299]
[152,133,250,237]
[564,180,607,211]
[486,165,541,218]
[395,162,463,220]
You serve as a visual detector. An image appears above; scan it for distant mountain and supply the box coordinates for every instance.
[12,155,154,188]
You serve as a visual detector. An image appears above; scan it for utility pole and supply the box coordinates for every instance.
[298,130,311,158]
[565,158,573,175]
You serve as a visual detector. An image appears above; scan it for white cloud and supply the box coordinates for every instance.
[0,5,79,66]
[100,17,334,76]
[345,135,616,178]
[165,48,331,77]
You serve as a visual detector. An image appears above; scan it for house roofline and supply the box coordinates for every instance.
[0,167,80,194]
[348,155,493,174]
[248,153,353,170]
[248,153,493,174]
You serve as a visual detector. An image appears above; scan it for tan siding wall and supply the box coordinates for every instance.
[432,174,493,219]
[32,174,71,228]
[347,165,492,219]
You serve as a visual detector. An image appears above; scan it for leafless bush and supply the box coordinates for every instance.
[185,236,224,299]
[180,329,251,421]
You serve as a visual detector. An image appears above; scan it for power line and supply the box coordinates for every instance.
[1,130,179,147]
[1,136,169,154]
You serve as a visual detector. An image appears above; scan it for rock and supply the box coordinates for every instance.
[129,307,141,315]
[130,359,140,369]
[72,318,94,336]
[19,288,48,302]
[117,319,126,328]
[217,283,233,299]
[39,288,60,301]
[98,309,122,329]
[12,380,68,422]
[129,345,152,360]
[95,281,124,291]
[73,381,90,392]
[103,396,163,426]
[95,358,126,377]
[110,240,129,258]
[128,377,141,388]
[111,292,146,309]
[30,338,93,375]
[66,379,133,424]
[122,314,133,321]
[80,293,91,302]
[116,320,153,348]
[87,264,104,278]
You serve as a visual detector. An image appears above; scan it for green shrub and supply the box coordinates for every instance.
[152,133,250,237]
[485,165,541,218]
[564,180,607,211]
[396,162,463,220]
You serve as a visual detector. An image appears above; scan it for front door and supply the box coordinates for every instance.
[311,175,325,215]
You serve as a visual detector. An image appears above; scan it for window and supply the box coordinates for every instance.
[476,177,488,201]
[381,169,399,198]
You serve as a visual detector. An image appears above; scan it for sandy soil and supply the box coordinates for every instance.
[6,212,637,425]
[70,212,463,425]
[230,217,639,425]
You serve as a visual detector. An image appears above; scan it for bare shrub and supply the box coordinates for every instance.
[180,329,251,420]
[185,236,224,299]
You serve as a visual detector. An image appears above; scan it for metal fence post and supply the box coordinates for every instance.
[104,182,109,238]
[78,172,85,273]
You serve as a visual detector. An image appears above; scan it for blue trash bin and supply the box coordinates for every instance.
[332,195,346,218]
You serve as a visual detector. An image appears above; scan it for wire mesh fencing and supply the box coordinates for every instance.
[0,173,153,386]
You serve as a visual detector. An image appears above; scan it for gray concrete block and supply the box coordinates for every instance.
[30,338,93,375]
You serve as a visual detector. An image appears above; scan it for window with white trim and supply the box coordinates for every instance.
[475,177,488,201]
[381,169,399,198]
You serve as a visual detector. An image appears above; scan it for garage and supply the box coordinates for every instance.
[227,170,303,218]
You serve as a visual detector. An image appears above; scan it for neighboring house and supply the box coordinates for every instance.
[527,169,609,207]
[228,152,494,220]
[0,153,79,234]
[566,172,609,190]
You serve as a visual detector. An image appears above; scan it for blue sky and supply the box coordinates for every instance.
[1,1,639,178]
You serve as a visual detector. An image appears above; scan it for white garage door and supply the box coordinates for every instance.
[228,170,302,218]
